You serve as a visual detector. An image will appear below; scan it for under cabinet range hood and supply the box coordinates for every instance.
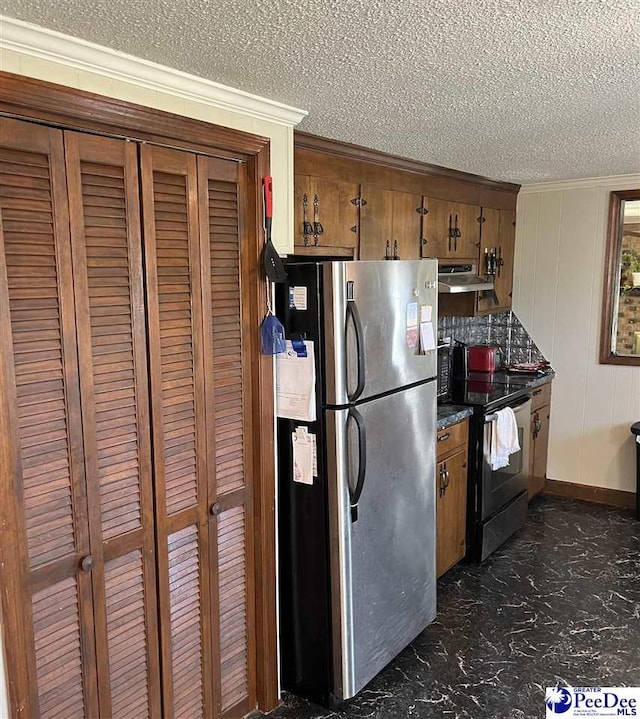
[438,264,494,293]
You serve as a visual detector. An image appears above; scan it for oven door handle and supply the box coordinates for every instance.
[484,398,531,423]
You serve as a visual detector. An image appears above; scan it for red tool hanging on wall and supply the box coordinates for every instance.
[262,176,287,283]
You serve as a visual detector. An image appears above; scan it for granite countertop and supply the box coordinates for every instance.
[480,368,555,389]
[436,404,474,431]
[436,370,555,431]
[523,370,555,389]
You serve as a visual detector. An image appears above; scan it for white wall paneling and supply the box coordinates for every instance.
[514,175,640,493]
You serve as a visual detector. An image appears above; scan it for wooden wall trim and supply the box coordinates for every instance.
[0,72,269,160]
[295,130,521,194]
[0,70,279,716]
[599,189,640,366]
[543,478,636,510]
[248,148,280,712]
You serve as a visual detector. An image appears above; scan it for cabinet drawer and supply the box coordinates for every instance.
[436,418,468,459]
[530,381,552,412]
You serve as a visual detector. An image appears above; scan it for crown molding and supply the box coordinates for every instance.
[295,131,521,193]
[0,15,308,127]
[520,173,640,194]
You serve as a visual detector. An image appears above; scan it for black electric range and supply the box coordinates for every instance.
[444,370,554,562]
[450,371,550,410]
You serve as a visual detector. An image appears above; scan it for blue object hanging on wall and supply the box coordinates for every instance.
[261,311,286,355]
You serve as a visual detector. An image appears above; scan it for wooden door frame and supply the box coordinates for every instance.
[0,72,279,714]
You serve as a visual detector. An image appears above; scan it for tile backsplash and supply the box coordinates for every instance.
[438,311,547,366]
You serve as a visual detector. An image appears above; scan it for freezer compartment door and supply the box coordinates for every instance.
[323,260,438,406]
[326,380,437,700]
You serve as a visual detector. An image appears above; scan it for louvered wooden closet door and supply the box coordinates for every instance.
[64,131,161,719]
[0,117,100,717]
[141,145,216,719]
[197,156,256,719]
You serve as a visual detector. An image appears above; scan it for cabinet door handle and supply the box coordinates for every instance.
[532,413,541,439]
[419,204,428,249]
[313,193,323,246]
[302,194,313,246]
[532,388,543,396]
[80,555,95,572]
[439,464,447,497]
[437,432,450,442]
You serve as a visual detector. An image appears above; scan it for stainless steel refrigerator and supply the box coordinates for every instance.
[276,260,438,707]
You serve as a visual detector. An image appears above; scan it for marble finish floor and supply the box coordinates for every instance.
[267,496,640,719]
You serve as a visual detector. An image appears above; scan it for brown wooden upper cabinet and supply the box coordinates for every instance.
[476,209,516,314]
[294,174,358,252]
[421,198,481,260]
[359,186,423,260]
[292,134,520,318]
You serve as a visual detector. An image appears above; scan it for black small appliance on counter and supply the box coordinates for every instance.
[436,340,452,401]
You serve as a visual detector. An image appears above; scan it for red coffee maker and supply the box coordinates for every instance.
[467,344,500,373]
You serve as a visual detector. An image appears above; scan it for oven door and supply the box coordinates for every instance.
[481,397,531,520]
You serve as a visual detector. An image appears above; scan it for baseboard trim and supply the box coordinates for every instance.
[543,479,636,510]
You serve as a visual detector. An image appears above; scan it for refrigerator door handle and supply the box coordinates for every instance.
[347,407,367,522]
[345,297,366,402]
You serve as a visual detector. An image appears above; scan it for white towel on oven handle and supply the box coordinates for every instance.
[490,407,520,471]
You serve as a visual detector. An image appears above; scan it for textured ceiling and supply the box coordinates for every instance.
[3,0,640,183]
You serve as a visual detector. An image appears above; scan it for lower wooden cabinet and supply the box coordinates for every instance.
[529,407,551,497]
[435,419,469,577]
[528,382,552,498]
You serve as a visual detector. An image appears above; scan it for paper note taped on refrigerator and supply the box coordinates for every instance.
[276,340,317,421]
[292,429,314,485]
